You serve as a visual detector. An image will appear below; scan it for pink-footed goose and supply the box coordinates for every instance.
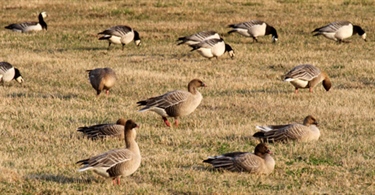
[253,115,320,143]
[203,143,275,174]
[284,64,331,94]
[76,119,140,185]
[137,79,206,127]
[86,68,117,96]
[77,118,126,140]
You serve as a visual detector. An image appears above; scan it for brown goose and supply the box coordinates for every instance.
[76,119,140,185]
[86,68,117,96]
[203,143,275,174]
[253,115,320,143]
[137,79,206,127]
[77,118,126,140]
[284,64,331,93]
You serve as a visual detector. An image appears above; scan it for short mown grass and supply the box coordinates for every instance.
[1,0,375,194]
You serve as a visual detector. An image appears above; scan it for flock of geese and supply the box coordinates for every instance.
[1,11,367,185]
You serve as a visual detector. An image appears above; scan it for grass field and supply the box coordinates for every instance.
[1,0,375,194]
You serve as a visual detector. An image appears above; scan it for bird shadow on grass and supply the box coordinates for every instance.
[7,92,78,100]
[26,173,98,184]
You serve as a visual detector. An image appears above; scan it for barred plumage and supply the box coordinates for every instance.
[137,79,205,127]
[284,64,331,93]
[0,62,24,85]
[76,120,140,185]
[77,118,126,139]
[228,20,278,42]
[203,143,275,174]
[5,12,47,33]
[98,25,141,50]
[189,38,235,59]
[253,115,320,143]
[312,21,366,42]
[177,31,220,46]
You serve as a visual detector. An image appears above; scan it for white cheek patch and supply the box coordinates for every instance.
[16,77,24,83]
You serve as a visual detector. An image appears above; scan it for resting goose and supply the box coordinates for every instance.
[5,12,47,33]
[253,115,320,143]
[0,62,24,86]
[77,119,140,185]
[203,143,275,174]
[77,118,126,140]
[98,25,141,50]
[189,38,235,60]
[86,68,117,96]
[228,20,278,43]
[137,79,206,127]
[284,64,331,94]
[312,21,366,43]
[177,31,220,46]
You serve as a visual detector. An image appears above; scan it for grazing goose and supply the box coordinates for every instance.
[228,20,278,43]
[77,119,140,185]
[189,38,235,60]
[77,118,126,140]
[137,79,206,127]
[86,68,117,96]
[312,21,366,43]
[98,25,141,50]
[284,64,331,94]
[0,62,24,86]
[253,115,320,143]
[177,31,220,46]
[5,12,47,33]
[203,143,275,174]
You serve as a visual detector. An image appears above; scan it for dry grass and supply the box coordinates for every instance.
[1,0,375,194]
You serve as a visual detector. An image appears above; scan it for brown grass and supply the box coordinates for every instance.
[1,0,375,194]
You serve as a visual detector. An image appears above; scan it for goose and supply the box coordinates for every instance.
[98,25,141,50]
[177,31,220,46]
[312,21,366,43]
[253,115,320,143]
[203,143,275,174]
[284,64,331,94]
[5,12,47,33]
[76,119,140,185]
[189,38,235,60]
[77,118,126,140]
[228,20,278,43]
[0,62,24,86]
[137,79,206,127]
[86,68,117,96]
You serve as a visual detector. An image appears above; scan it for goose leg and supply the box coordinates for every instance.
[174,119,179,127]
[162,117,171,127]
[122,44,125,51]
[108,42,112,50]
[309,88,313,93]
[106,90,109,95]
[295,88,299,94]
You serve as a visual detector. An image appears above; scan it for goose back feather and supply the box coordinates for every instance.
[77,120,140,185]
[254,115,320,143]
[203,143,275,174]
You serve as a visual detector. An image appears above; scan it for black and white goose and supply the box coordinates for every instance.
[0,62,24,85]
[5,12,47,33]
[312,21,366,43]
[228,20,278,43]
[189,38,235,60]
[177,31,220,46]
[98,25,141,50]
